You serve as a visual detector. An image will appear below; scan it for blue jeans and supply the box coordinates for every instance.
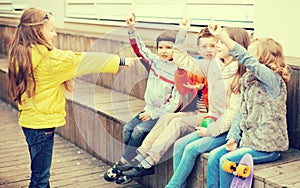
[166,131,227,188]
[206,145,281,188]
[22,127,55,188]
[122,112,158,162]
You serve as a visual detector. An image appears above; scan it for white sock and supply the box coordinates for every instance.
[135,154,145,162]
[140,158,152,169]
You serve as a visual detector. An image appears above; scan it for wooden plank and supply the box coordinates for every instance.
[98,114,109,163]
[166,157,174,184]
[50,167,103,187]
[69,78,145,124]
[286,66,300,149]
[156,159,169,187]
[56,101,76,143]
[256,161,300,187]
[0,180,29,188]
[286,56,300,70]
[113,121,123,163]
[72,104,89,151]
[252,179,265,188]
[106,118,115,164]
[87,111,102,158]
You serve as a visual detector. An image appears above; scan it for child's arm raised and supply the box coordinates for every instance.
[126,13,161,66]
[173,19,209,77]
[208,23,235,51]
[208,23,281,99]
[125,13,136,33]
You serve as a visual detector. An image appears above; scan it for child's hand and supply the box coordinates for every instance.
[207,18,223,37]
[196,126,207,137]
[183,82,204,90]
[208,18,235,50]
[225,138,237,151]
[124,57,141,67]
[194,83,205,90]
[126,13,136,32]
[139,111,151,121]
[179,19,191,30]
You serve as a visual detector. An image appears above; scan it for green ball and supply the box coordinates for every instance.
[201,117,216,128]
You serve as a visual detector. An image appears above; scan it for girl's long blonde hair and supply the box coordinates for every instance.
[8,7,72,104]
[225,27,250,94]
[251,38,291,82]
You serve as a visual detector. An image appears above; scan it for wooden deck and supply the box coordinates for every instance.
[0,100,141,188]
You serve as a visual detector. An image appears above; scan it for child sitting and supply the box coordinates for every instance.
[103,13,181,184]
[206,22,291,188]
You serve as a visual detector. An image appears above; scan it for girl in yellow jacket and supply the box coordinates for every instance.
[8,7,137,188]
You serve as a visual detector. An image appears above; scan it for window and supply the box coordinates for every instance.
[0,0,27,17]
[65,0,254,30]
[0,0,254,30]
[65,0,132,21]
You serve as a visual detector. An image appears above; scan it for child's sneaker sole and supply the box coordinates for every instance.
[103,167,119,181]
[116,175,133,184]
[103,162,122,182]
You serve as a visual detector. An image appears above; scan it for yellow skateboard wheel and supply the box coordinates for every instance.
[222,160,236,173]
[236,164,251,178]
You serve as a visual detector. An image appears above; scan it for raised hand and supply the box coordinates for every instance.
[208,18,235,50]
[179,19,191,30]
[208,22,222,37]
[125,13,136,32]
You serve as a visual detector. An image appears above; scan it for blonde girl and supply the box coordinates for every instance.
[8,7,137,187]
[206,23,291,188]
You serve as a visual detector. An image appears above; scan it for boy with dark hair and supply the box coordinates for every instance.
[103,13,181,184]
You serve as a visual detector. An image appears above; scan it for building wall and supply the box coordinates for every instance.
[254,0,300,57]
[2,0,298,57]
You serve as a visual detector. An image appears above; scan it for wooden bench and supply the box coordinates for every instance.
[1,54,300,187]
[39,78,300,188]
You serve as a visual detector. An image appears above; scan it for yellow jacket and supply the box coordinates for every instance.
[18,45,120,129]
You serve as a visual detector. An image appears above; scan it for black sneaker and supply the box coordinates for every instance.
[103,162,123,182]
[115,175,133,184]
[117,158,140,171]
[122,166,155,177]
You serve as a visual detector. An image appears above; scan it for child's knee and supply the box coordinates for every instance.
[208,149,220,165]
[173,140,181,151]
[219,155,229,165]
[184,143,200,157]
[131,128,146,142]
[123,128,132,143]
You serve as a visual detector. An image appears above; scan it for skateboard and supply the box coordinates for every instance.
[222,153,254,188]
